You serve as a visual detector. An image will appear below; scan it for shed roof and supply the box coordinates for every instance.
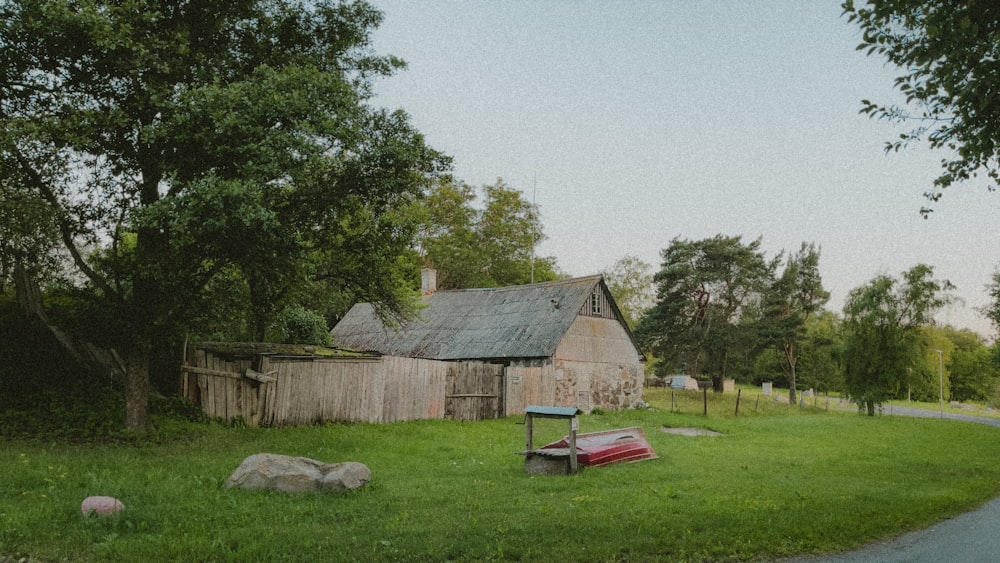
[331,275,637,361]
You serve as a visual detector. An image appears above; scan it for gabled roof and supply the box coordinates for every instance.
[331,275,639,361]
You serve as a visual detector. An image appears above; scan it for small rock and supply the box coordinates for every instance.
[81,496,125,516]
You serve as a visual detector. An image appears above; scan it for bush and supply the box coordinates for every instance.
[267,305,331,346]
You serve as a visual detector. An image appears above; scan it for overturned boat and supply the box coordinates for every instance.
[540,426,657,467]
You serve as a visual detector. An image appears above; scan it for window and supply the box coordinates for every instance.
[591,290,603,316]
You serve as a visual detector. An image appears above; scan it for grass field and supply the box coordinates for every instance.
[3,387,1000,562]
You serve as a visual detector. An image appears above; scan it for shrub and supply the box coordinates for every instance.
[267,305,331,346]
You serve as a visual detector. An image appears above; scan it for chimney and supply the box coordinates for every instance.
[421,268,437,297]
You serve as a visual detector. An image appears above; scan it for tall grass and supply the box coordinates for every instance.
[3,389,1000,561]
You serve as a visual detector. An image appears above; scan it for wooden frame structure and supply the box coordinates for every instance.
[522,405,582,474]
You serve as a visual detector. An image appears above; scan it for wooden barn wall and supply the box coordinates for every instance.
[551,316,645,412]
[555,315,642,365]
[504,359,555,416]
[184,349,483,426]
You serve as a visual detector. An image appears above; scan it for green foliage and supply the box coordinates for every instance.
[1,0,447,429]
[0,297,125,441]
[842,264,955,414]
[758,242,830,403]
[412,178,480,289]
[415,177,559,289]
[907,326,951,402]
[747,347,787,386]
[266,305,332,346]
[601,254,655,329]
[981,267,1000,337]
[0,176,61,290]
[940,327,998,402]
[796,311,845,393]
[844,0,1000,210]
[635,234,778,388]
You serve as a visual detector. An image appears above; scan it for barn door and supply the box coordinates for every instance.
[445,362,504,421]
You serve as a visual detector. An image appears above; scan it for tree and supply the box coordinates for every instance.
[601,255,655,329]
[843,0,1000,212]
[1,0,445,432]
[416,178,559,289]
[797,311,845,395]
[941,326,997,402]
[981,267,1000,337]
[759,243,830,404]
[909,326,952,402]
[636,235,777,391]
[414,178,481,289]
[0,174,59,307]
[842,264,954,415]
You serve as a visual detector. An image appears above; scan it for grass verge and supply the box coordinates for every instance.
[3,388,1000,562]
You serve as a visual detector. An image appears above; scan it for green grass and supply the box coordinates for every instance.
[4,389,1000,562]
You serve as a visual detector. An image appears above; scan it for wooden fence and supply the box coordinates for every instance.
[180,344,506,426]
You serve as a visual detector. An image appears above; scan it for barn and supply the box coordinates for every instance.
[330,272,646,415]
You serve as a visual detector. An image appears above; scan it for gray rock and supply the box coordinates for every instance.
[226,453,370,493]
[319,461,372,491]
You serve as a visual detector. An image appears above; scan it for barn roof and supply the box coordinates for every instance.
[331,275,637,361]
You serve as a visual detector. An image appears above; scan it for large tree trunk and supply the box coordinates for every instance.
[712,376,724,393]
[126,158,165,434]
[785,343,798,405]
[713,349,728,392]
[13,260,44,319]
[125,346,153,433]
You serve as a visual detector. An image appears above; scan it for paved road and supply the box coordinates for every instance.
[788,408,1000,562]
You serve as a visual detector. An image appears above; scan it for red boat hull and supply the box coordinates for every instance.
[540,427,657,467]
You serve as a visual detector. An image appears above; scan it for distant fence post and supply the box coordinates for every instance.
[734,388,741,416]
[702,387,707,416]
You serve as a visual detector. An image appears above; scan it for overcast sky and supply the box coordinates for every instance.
[368,1,999,338]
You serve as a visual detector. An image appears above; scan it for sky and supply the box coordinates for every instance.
[367,1,999,338]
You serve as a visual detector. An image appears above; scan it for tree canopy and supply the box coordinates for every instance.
[415,177,559,289]
[842,264,954,414]
[0,0,446,431]
[636,235,777,390]
[758,243,830,404]
[981,267,1000,335]
[843,0,1000,212]
[601,255,655,329]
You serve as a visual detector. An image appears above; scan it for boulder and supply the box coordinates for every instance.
[319,461,371,491]
[226,453,370,493]
[81,496,125,516]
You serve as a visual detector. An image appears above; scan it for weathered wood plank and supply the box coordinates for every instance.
[179,365,243,380]
[244,368,276,383]
[195,349,210,417]
[259,355,273,426]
